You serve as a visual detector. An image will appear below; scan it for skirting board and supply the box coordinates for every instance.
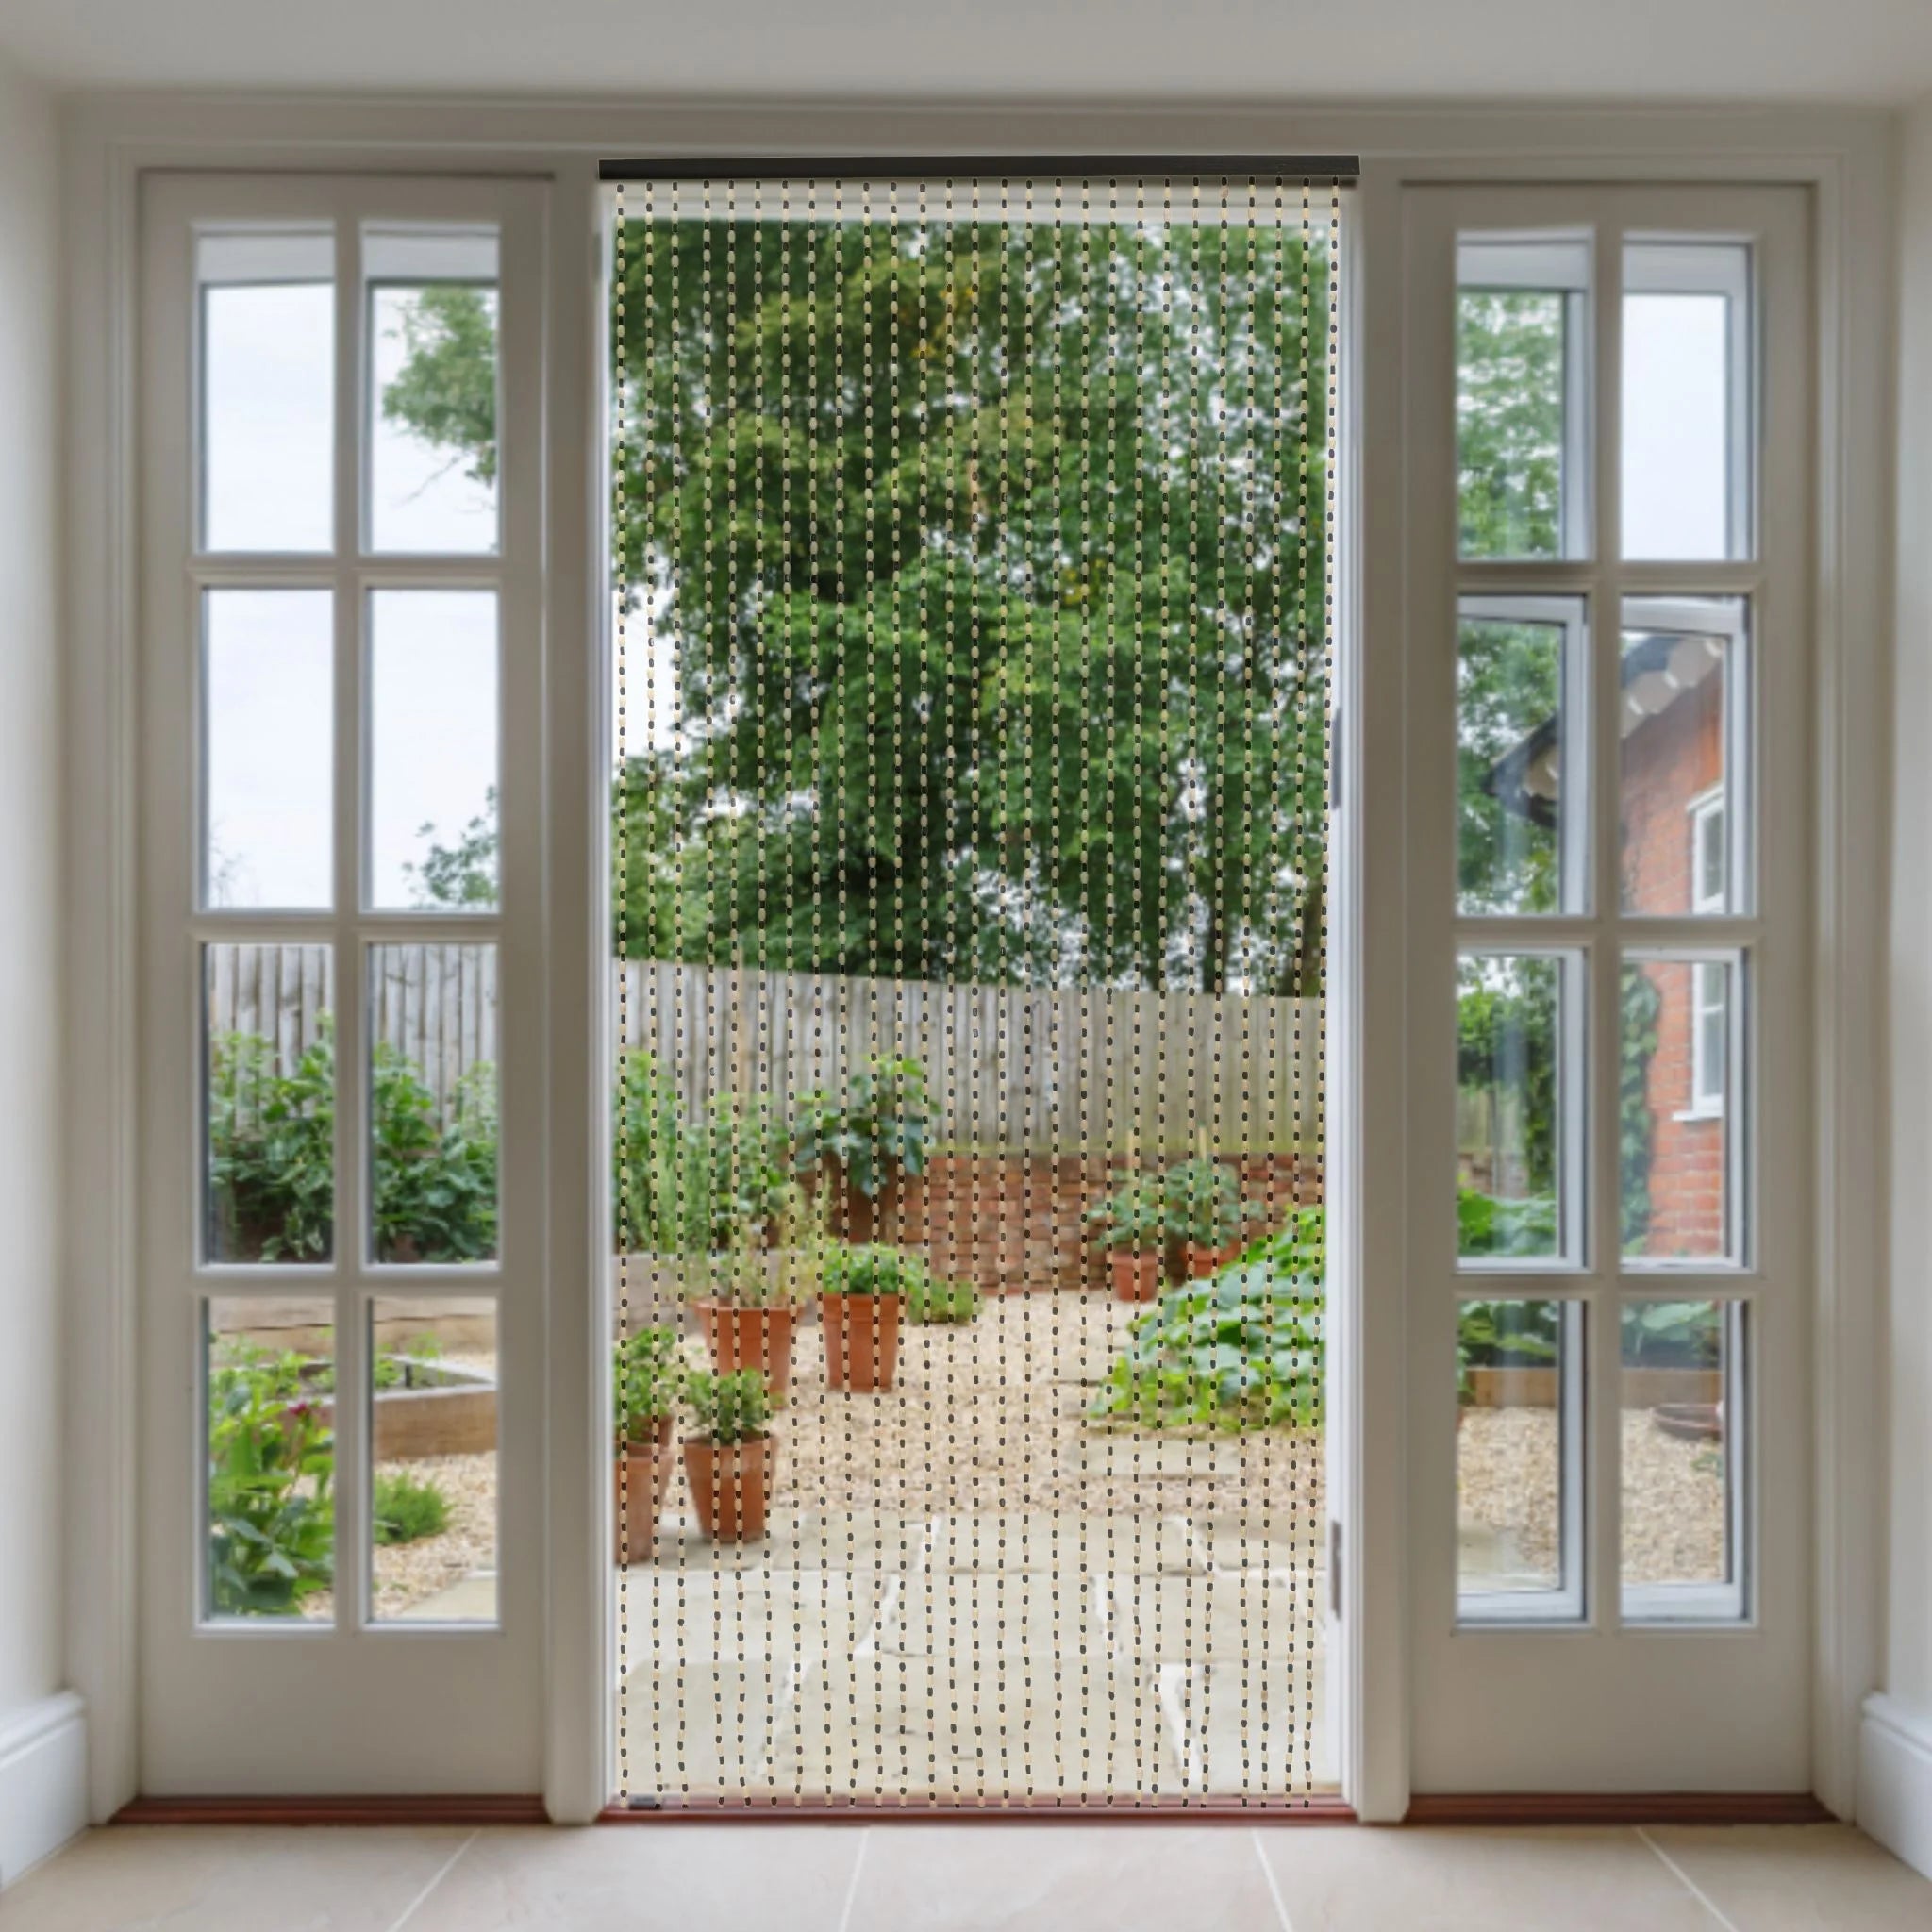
[1406,1792,1828,1826]
[0,1690,88,1889]
[1860,1693,1932,1881]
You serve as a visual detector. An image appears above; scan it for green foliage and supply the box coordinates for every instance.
[391,216,1334,991]
[1089,1262,1324,1434]
[906,1273,982,1325]
[1081,1173,1169,1253]
[372,1471,451,1546]
[207,1343,334,1616]
[372,1334,444,1392]
[372,1051,498,1264]
[1085,1158,1269,1255]
[1237,1203,1327,1276]
[405,786,498,909]
[1456,1185,1558,1259]
[1621,1300,1721,1369]
[1619,964,1663,1251]
[1457,290,1566,559]
[208,1023,498,1265]
[684,1367,774,1446]
[379,284,500,487]
[613,1325,684,1442]
[1158,1157,1268,1249]
[612,1050,794,1255]
[820,1242,928,1298]
[792,1057,932,1200]
[1456,1298,1561,1405]
[208,1025,335,1261]
[1457,621,1561,914]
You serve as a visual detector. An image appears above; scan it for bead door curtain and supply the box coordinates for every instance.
[612,173,1338,1808]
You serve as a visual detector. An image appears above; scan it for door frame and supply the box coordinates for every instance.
[60,96,1892,1828]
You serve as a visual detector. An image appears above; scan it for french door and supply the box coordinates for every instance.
[136,175,549,1790]
[1399,184,1813,1791]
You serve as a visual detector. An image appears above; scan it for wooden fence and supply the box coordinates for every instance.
[205,945,1323,1152]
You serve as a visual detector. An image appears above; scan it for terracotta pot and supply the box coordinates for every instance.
[1183,1241,1245,1280]
[821,1292,905,1391]
[1108,1251,1163,1303]
[613,1419,674,1567]
[694,1300,798,1402]
[683,1434,776,1542]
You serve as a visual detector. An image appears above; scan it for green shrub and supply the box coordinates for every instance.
[907,1274,982,1324]
[613,1052,792,1255]
[207,1343,335,1616]
[1089,1262,1324,1433]
[372,1471,451,1545]
[614,1324,683,1443]
[1081,1174,1168,1253]
[820,1243,931,1298]
[207,1022,499,1265]
[792,1056,933,1200]
[684,1368,774,1445]
[1084,1159,1268,1256]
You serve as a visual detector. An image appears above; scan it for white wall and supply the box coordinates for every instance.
[1869,96,1932,1885]
[0,46,84,1890]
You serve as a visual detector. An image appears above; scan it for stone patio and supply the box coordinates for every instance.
[615,1292,1333,1803]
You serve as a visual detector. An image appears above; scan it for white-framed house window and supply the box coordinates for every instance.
[1688,787,1728,1118]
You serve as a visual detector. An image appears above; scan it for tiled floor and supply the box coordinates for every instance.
[2,1821,1927,1931]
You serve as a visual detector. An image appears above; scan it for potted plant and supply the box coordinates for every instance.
[1162,1157,1266,1279]
[792,1055,933,1244]
[682,1367,776,1542]
[1082,1173,1169,1302]
[613,1325,681,1565]
[686,1177,820,1402]
[819,1243,924,1391]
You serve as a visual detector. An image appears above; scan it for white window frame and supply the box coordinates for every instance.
[1687,788,1729,1119]
[132,173,553,1794]
[1403,181,1812,1793]
[59,103,1888,1836]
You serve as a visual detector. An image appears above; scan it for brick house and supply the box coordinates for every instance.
[1491,618,1732,1257]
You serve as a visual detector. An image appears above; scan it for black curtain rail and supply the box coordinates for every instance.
[598,156,1358,185]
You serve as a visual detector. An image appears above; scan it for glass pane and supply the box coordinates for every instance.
[203,589,334,909]
[1620,955,1738,1263]
[1623,242,1751,561]
[204,944,335,1264]
[1457,597,1586,915]
[1457,953,1569,1264]
[1457,1299,1578,1611]
[205,1298,335,1622]
[369,943,498,1265]
[1619,597,1745,916]
[198,230,334,553]
[1457,235,1589,560]
[370,1298,498,1624]
[369,590,500,910]
[1622,1300,1743,1619]
[367,226,500,554]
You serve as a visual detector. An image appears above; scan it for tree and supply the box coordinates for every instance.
[405,786,498,909]
[385,213,1337,992]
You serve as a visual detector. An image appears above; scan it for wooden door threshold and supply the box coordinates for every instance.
[600,1793,1356,1821]
[1405,1792,1830,1826]
[115,1794,548,1826]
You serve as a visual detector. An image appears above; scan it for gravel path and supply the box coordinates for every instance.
[1457,1406,1727,1584]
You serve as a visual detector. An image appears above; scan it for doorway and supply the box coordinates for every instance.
[604,172,1343,1808]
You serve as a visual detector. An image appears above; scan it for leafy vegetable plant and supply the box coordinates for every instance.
[207,1342,335,1616]
[1088,1262,1324,1433]
[684,1368,774,1446]
[792,1056,934,1200]
[613,1324,684,1443]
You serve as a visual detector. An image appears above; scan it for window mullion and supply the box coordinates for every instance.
[329,203,369,1633]
[1587,213,1625,1628]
